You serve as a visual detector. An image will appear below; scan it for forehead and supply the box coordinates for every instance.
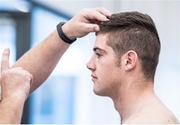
[95,33,109,48]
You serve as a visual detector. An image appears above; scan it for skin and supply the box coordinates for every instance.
[14,8,111,92]
[0,7,178,124]
[87,33,122,97]
[0,8,111,123]
[0,49,32,123]
[87,33,179,123]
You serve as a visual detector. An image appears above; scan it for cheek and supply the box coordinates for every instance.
[99,63,121,83]
[97,64,116,82]
[96,55,120,76]
[96,61,109,74]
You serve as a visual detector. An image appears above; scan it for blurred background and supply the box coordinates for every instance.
[0,0,180,124]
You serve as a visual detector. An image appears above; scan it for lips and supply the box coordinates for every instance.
[91,74,97,82]
[91,74,97,79]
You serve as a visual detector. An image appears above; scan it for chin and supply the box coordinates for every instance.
[93,88,109,97]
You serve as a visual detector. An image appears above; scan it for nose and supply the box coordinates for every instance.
[86,56,96,71]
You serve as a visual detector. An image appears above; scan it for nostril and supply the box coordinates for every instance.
[87,64,95,72]
[86,57,95,71]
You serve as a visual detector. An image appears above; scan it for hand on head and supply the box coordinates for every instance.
[62,8,111,39]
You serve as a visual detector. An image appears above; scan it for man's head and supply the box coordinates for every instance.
[87,11,160,96]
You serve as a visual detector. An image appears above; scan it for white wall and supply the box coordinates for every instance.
[36,0,180,123]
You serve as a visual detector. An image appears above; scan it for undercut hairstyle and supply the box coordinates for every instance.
[99,11,161,80]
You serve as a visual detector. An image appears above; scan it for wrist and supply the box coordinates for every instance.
[62,22,76,40]
[57,22,77,44]
[2,93,27,105]
[2,97,25,105]
[0,97,25,124]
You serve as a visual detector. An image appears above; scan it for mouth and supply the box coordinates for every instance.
[91,74,98,82]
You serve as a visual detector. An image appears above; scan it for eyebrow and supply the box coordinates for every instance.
[93,47,106,54]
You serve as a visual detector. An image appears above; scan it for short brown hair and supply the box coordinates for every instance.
[99,11,161,80]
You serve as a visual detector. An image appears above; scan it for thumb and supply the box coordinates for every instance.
[84,24,100,33]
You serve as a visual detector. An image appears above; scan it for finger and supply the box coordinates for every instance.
[83,23,100,33]
[1,48,10,73]
[95,8,112,17]
[84,9,109,22]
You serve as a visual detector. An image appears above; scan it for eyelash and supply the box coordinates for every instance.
[95,52,102,58]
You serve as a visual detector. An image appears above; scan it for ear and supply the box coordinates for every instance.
[122,50,138,71]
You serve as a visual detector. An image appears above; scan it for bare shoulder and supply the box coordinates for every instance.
[123,103,179,124]
[123,112,179,124]
[124,113,179,124]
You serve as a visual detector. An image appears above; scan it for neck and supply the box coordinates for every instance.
[111,78,155,123]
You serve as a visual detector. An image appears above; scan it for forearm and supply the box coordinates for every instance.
[14,31,69,92]
[0,99,25,124]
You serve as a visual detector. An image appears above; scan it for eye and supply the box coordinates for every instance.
[95,52,102,58]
